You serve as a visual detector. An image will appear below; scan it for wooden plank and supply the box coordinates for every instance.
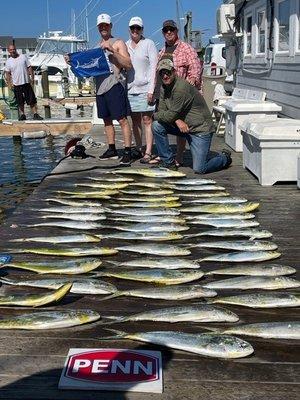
[0,122,92,137]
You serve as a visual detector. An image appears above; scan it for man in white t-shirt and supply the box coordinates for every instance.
[4,44,43,121]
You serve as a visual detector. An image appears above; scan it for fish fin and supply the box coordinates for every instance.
[97,316,126,326]
[101,328,127,339]
[249,236,255,241]
[97,292,122,301]
[104,260,120,266]
[9,239,25,242]
[0,277,16,285]
[197,325,222,333]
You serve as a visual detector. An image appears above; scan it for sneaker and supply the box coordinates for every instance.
[221,149,232,168]
[152,160,178,171]
[19,114,26,121]
[119,150,132,165]
[99,148,119,160]
[33,113,43,120]
[131,147,143,161]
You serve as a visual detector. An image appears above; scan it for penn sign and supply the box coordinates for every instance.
[59,348,163,393]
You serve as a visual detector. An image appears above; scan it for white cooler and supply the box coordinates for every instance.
[224,100,282,152]
[241,118,300,186]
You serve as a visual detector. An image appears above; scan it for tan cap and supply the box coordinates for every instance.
[157,59,174,71]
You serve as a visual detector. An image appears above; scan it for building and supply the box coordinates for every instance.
[0,36,37,71]
[221,0,300,119]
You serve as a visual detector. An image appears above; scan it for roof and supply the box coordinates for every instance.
[14,37,37,48]
[0,36,13,47]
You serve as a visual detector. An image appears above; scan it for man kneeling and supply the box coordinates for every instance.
[152,59,231,173]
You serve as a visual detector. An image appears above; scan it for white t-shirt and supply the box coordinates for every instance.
[126,37,158,95]
[4,54,31,86]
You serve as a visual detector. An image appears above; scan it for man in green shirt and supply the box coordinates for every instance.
[152,59,231,173]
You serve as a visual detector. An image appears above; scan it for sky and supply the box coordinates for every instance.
[1,0,223,48]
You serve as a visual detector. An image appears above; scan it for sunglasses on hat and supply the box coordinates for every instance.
[130,25,142,31]
[162,26,176,33]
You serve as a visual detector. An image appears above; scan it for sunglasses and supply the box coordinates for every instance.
[159,69,172,77]
[130,25,142,31]
[162,26,176,33]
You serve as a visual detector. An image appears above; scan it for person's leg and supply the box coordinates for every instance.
[13,85,25,118]
[175,136,186,165]
[142,112,154,156]
[103,118,115,144]
[152,120,180,165]
[186,132,228,174]
[25,84,42,119]
[118,117,132,148]
[131,112,143,149]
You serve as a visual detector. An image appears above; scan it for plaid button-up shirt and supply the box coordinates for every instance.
[158,39,203,92]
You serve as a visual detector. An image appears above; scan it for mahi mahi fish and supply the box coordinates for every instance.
[55,189,119,196]
[174,185,225,191]
[108,215,186,224]
[188,219,259,228]
[102,305,239,324]
[110,201,181,208]
[88,176,134,182]
[38,206,105,214]
[203,276,300,290]
[186,213,255,220]
[166,178,216,185]
[98,232,183,241]
[0,282,72,307]
[100,285,217,301]
[94,269,204,285]
[45,198,104,207]
[24,221,105,230]
[40,213,106,221]
[0,310,100,330]
[4,259,102,275]
[181,202,259,214]
[10,234,101,244]
[116,243,191,256]
[195,240,278,252]
[9,247,118,257]
[182,197,248,204]
[223,322,300,340]
[187,228,272,240]
[179,192,230,198]
[209,293,300,308]
[75,183,129,190]
[205,264,296,276]
[120,189,174,196]
[115,196,179,203]
[0,277,117,294]
[109,223,189,233]
[200,250,281,263]
[106,207,180,216]
[101,329,254,359]
[107,257,201,269]
[112,167,186,178]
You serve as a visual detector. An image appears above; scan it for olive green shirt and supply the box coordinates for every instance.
[153,76,215,134]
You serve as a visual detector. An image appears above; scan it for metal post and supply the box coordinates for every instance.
[7,86,19,120]
[41,67,51,119]
[184,11,192,44]
[62,68,71,117]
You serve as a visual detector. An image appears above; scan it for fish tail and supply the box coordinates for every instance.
[97,317,126,326]
[101,328,127,339]
[104,260,120,266]
[0,277,17,285]
[97,292,122,301]
[9,238,25,242]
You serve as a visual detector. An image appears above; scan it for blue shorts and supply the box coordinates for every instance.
[96,83,131,120]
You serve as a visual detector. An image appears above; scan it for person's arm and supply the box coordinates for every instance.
[101,39,132,70]
[153,89,191,125]
[147,40,158,102]
[185,45,201,87]
[4,70,13,89]
[27,65,34,85]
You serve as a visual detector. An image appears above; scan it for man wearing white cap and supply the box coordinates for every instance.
[95,13,135,165]
[126,16,158,163]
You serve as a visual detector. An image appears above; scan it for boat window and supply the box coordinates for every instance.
[277,0,290,52]
[204,47,213,64]
[257,10,266,53]
[222,47,226,59]
[244,14,253,55]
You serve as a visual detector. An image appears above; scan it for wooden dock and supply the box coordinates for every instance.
[0,127,299,399]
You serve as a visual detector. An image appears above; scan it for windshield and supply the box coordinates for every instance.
[204,47,213,64]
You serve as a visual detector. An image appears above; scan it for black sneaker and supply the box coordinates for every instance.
[33,113,43,120]
[19,114,26,121]
[99,148,119,160]
[152,160,178,171]
[221,149,232,168]
[119,150,132,165]
[131,147,143,161]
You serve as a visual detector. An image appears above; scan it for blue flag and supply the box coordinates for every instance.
[69,48,111,78]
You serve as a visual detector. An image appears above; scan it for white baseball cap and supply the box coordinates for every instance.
[129,16,143,27]
[97,14,111,25]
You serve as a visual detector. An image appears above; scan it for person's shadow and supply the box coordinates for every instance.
[0,344,173,399]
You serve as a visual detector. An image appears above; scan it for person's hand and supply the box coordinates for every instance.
[187,79,196,86]
[147,93,154,105]
[64,54,70,64]
[175,119,189,133]
[100,40,114,53]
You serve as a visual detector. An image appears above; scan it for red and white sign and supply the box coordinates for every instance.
[59,348,163,393]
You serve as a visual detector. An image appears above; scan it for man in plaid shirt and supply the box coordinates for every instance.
[151,19,203,166]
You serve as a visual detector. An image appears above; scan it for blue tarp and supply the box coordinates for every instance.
[69,48,111,78]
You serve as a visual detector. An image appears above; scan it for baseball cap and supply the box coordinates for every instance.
[129,16,143,27]
[157,59,174,72]
[97,13,111,25]
[162,20,177,29]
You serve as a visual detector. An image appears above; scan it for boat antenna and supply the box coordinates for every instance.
[46,0,50,32]
[176,0,182,37]
[85,0,90,43]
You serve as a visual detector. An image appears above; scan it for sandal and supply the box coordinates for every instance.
[148,155,161,165]
[140,153,153,164]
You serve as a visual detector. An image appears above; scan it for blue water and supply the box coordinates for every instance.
[0,134,71,219]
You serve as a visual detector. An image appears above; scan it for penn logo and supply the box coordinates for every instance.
[65,350,159,383]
